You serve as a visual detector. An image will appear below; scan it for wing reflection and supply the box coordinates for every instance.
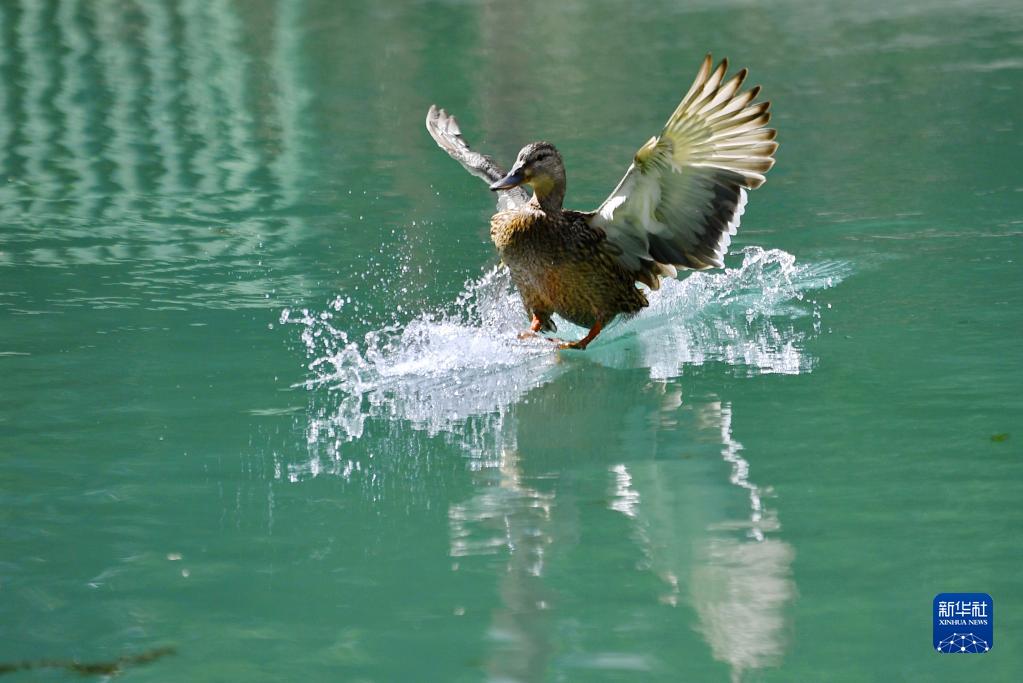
[602,396,795,681]
[688,402,794,681]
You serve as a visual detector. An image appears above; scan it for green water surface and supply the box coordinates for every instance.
[1,0,1022,681]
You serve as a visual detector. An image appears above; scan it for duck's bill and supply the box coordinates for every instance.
[489,169,525,191]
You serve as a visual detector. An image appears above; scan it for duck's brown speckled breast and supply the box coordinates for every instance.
[490,208,648,329]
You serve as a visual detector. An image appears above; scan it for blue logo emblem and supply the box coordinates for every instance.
[934,593,992,653]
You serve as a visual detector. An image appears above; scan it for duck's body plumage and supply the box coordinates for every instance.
[491,204,647,331]
[427,54,777,349]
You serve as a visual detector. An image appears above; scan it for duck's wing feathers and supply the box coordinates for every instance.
[426,105,529,211]
[588,55,777,282]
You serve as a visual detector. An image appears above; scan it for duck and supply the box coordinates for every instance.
[426,54,776,350]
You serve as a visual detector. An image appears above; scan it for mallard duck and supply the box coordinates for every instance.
[426,54,776,349]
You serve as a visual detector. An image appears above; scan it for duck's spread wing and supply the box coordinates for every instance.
[588,55,777,283]
[426,105,528,210]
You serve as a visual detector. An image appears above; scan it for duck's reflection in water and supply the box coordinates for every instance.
[449,390,794,682]
[292,250,832,676]
[450,435,557,682]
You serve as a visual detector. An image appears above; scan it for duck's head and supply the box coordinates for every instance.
[490,142,566,207]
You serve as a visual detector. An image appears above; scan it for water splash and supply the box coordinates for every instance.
[282,246,850,463]
[588,246,849,378]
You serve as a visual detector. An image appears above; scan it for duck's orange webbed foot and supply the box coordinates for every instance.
[518,314,555,341]
[557,318,604,351]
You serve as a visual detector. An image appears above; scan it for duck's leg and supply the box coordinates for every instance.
[559,318,604,351]
[517,314,548,340]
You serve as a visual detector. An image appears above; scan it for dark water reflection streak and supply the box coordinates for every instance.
[0,0,322,307]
